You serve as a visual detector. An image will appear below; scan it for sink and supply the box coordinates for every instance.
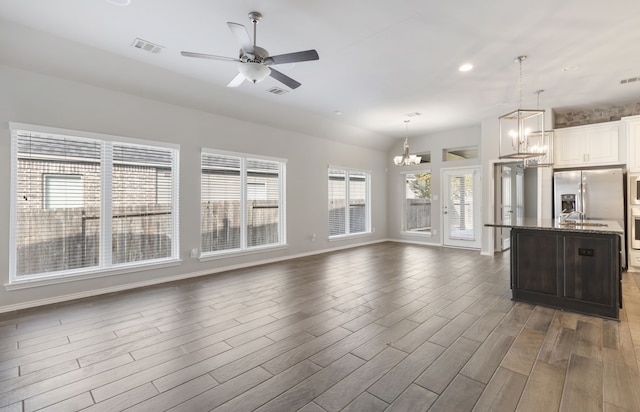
[559,221,608,227]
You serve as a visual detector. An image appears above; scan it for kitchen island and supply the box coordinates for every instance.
[487,219,623,319]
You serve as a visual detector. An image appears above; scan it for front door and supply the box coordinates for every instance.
[443,167,481,249]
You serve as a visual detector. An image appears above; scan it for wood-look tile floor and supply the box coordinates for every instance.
[1,242,640,411]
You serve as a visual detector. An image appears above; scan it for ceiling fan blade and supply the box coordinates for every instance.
[269,68,301,89]
[265,49,319,65]
[227,22,254,54]
[181,51,240,62]
[227,73,245,88]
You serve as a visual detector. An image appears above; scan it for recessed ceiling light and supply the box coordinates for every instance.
[561,65,579,72]
[106,0,131,5]
[333,110,342,115]
[459,63,473,72]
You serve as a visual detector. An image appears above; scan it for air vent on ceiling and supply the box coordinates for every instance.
[405,112,422,117]
[620,76,639,84]
[267,87,289,95]
[131,38,164,54]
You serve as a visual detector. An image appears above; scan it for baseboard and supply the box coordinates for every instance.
[0,238,390,314]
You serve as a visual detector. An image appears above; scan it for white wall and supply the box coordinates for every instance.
[0,65,389,312]
[387,124,482,245]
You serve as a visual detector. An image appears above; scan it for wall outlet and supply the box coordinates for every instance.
[190,248,198,258]
[311,233,316,242]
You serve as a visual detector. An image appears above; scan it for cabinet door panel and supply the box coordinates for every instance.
[628,119,640,172]
[514,231,559,295]
[588,125,618,164]
[563,235,612,305]
[554,128,583,167]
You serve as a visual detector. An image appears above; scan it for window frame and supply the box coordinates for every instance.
[328,166,372,240]
[401,170,433,237]
[9,122,180,288]
[200,148,287,259]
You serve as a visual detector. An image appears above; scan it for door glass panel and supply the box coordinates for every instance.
[447,171,475,240]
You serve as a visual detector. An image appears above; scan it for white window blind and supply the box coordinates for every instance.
[44,175,83,209]
[328,169,346,236]
[447,173,475,240]
[201,153,242,253]
[112,142,176,265]
[201,151,285,255]
[349,171,367,234]
[11,125,179,281]
[246,158,281,248]
[328,167,370,238]
[15,133,101,276]
[403,172,432,234]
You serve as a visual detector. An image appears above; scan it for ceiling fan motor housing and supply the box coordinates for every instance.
[241,46,268,63]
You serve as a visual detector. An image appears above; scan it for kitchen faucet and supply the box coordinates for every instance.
[560,209,584,223]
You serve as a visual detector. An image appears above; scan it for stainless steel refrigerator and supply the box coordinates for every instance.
[553,167,626,267]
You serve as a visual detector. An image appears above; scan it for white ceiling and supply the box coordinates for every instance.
[1,0,640,150]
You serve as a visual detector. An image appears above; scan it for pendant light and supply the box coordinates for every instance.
[499,56,546,161]
[394,120,421,166]
[524,89,554,168]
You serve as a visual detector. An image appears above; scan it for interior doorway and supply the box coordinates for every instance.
[494,162,526,251]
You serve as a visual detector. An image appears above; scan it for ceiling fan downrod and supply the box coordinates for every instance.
[248,11,262,47]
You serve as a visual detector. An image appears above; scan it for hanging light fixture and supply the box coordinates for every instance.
[394,120,421,166]
[524,89,554,168]
[499,56,546,161]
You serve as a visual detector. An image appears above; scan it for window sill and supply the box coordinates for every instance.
[401,231,434,238]
[5,258,182,291]
[199,244,288,261]
[329,232,372,241]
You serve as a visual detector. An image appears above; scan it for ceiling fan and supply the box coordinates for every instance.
[181,11,319,89]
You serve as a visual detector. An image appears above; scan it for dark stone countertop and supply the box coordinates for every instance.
[485,218,623,235]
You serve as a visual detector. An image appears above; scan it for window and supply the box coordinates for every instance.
[403,172,432,235]
[44,175,83,209]
[201,150,286,256]
[10,123,179,283]
[328,168,371,238]
[443,146,479,161]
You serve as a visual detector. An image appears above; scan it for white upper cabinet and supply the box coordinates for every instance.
[554,122,620,168]
[626,116,640,172]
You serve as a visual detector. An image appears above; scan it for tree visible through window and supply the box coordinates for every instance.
[404,172,432,234]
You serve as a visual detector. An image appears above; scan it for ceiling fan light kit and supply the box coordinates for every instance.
[238,62,270,83]
[181,11,319,89]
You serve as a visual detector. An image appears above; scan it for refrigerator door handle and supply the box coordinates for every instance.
[581,181,587,219]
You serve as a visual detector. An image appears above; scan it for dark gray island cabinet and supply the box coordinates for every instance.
[488,220,623,319]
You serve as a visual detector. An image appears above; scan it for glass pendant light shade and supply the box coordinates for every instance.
[238,62,271,83]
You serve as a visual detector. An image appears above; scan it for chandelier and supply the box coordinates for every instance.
[394,120,421,166]
[523,90,554,167]
[499,56,549,164]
